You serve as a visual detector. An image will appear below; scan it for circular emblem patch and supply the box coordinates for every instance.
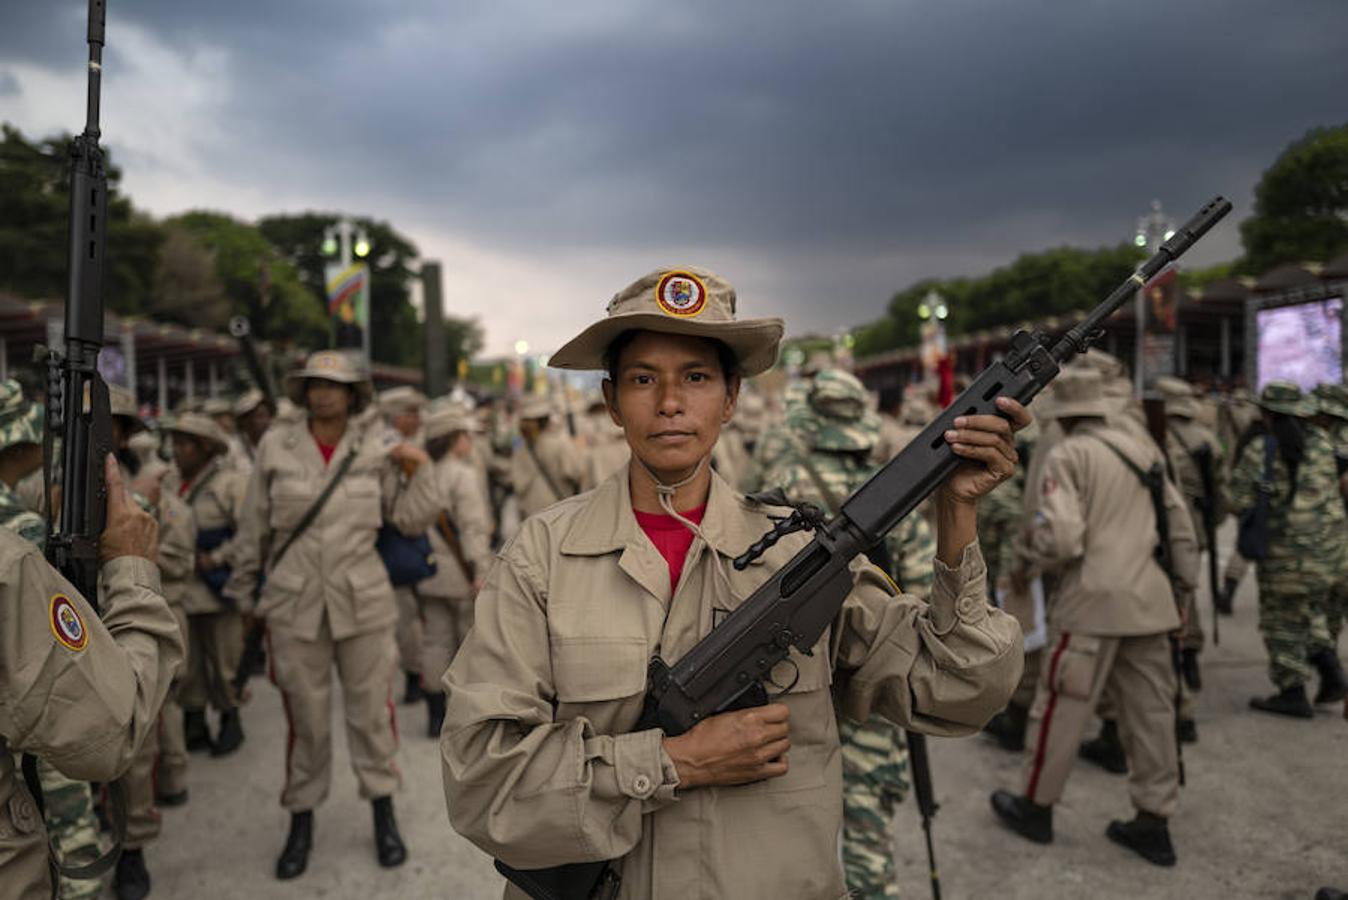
[655,271,708,318]
[49,594,88,652]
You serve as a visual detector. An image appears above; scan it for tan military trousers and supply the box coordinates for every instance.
[268,619,400,811]
[1022,631,1180,818]
[1011,648,1043,709]
[394,586,424,679]
[125,606,189,847]
[419,592,474,689]
[179,610,243,711]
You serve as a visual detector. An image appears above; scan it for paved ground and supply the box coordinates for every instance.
[121,528,1345,899]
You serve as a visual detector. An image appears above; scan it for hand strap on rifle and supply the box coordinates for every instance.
[268,447,357,571]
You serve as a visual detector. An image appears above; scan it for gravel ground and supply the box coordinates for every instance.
[125,527,1345,899]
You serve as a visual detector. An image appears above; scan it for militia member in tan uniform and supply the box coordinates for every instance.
[509,395,584,519]
[225,351,440,880]
[0,455,184,900]
[992,368,1198,867]
[163,413,249,757]
[416,406,494,737]
[579,400,631,491]
[378,385,431,705]
[234,388,276,464]
[441,267,1026,899]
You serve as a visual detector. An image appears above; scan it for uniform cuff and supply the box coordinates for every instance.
[612,729,679,810]
[928,541,988,635]
[100,555,163,595]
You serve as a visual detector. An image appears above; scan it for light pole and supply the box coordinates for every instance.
[322,217,372,362]
[1132,199,1175,396]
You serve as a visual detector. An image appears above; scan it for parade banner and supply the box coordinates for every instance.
[325,262,370,349]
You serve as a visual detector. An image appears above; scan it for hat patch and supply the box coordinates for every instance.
[656,272,707,318]
[49,594,88,652]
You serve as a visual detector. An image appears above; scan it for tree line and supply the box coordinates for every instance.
[0,124,482,372]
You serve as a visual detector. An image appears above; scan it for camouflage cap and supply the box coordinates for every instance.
[787,368,880,452]
[548,267,784,377]
[164,412,229,453]
[1312,382,1348,421]
[285,350,373,413]
[1258,381,1315,417]
[1154,375,1199,419]
[0,379,43,451]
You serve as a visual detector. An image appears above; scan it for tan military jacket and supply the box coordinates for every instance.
[420,454,494,600]
[163,458,248,615]
[1164,415,1228,552]
[0,532,184,900]
[441,468,1022,900]
[1025,420,1198,636]
[224,410,441,641]
[509,428,584,520]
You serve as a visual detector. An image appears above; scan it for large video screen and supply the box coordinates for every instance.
[1256,296,1343,391]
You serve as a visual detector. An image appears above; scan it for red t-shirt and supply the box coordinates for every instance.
[314,436,337,465]
[634,505,707,593]
[178,479,191,498]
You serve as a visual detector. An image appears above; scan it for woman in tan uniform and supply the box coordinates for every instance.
[441,267,1028,899]
[226,350,439,880]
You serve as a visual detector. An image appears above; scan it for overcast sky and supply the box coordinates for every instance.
[2,1,1345,356]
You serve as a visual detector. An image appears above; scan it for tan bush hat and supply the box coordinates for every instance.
[201,397,234,417]
[518,395,554,421]
[164,413,229,454]
[285,350,373,413]
[378,385,427,416]
[234,388,272,417]
[424,407,474,441]
[109,385,146,431]
[548,267,784,377]
[1040,368,1111,420]
[1154,376,1198,419]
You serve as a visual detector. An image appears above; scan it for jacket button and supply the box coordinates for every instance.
[632,775,652,796]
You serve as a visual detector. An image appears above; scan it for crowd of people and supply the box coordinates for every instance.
[0,265,1344,900]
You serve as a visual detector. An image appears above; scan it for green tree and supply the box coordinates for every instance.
[1239,124,1348,274]
[165,211,328,348]
[0,123,163,313]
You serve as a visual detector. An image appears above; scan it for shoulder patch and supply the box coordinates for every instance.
[49,594,88,652]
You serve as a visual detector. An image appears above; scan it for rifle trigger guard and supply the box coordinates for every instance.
[765,657,800,699]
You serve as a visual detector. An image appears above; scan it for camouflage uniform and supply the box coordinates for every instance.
[0,380,105,900]
[1229,383,1348,690]
[1312,383,1348,646]
[760,369,936,900]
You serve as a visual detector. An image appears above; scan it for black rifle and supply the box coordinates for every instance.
[906,730,942,900]
[496,197,1230,900]
[229,316,278,408]
[45,0,114,612]
[1190,444,1221,647]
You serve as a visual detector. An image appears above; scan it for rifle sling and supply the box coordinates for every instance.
[436,510,476,582]
[524,438,567,503]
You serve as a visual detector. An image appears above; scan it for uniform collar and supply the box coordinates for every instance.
[559,462,765,563]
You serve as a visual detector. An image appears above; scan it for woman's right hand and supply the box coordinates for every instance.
[661,703,791,789]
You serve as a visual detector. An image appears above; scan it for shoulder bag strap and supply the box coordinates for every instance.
[269,447,358,571]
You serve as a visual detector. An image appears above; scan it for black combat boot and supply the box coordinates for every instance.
[211,709,245,757]
[402,670,424,705]
[982,703,1028,752]
[372,796,407,868]
[275,811,314,880]
[1215,577,1238,615]
[183,708,212,754]
[990,791,1053,844]
[1079,719,1128,774]
[1249,684,1314,719]
[425,691,447,739]
[114,847,151,900]
[155,785,189,807]
[1180,648,1202,692]
[1315,889,1348,900]
[1106,810,1177,866]
[1310,649,1347,705]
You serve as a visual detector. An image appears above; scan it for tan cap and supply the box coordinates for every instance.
[424,407,474,441]
[164,412,229,453]
[519,395,554,420]
[285,350,373,413]
[1041,368,1111,420]
[548,267,783,377]
[378,386,427,416]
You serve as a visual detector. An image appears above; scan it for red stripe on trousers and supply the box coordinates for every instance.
[1026,632,1073,802]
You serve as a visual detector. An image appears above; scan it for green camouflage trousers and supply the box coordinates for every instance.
[37,758,106,900]
[840,714,909,900]
[1257,580,1323,689]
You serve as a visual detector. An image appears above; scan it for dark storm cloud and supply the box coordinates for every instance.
[6,0,1347,333]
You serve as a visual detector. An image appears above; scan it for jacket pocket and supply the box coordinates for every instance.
[1050,634,1101,702]
[552,637,648,703]
[259,562,306,619]
[348,556,395,623]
